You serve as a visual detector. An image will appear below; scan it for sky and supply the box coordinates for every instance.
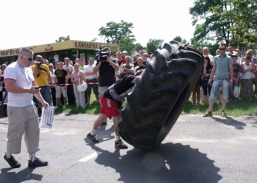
[0,0,196,50]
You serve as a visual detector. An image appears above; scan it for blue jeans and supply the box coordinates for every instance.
[40,86,52,105]
[209,78,229,101]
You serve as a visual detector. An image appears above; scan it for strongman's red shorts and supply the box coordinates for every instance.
[100,96,120,119]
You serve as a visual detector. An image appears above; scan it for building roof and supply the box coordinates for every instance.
[0,40,119,58]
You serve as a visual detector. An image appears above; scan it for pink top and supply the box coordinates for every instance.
[71,70,83,86]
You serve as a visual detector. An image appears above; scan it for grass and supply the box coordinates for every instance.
[55,95,100,115]
[183,98,257,116]
[55,95,257,117]
[55,101,100,115]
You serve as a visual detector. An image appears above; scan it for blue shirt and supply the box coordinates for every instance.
[214,54,232,79]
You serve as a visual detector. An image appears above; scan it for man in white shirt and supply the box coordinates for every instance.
[4,48,48,168]
[85,57,99,105]
[63,57,75,105]
[203,47,214,64]
[226,44,241,64]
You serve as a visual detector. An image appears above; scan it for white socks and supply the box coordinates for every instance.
[90,129,97,136]
[5,152,12,159]
[5,152,37,162]
[116,136,120,141]
[29,153,36,162]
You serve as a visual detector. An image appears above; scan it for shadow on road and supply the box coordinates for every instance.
[84,124,115,144]
[212,116,246,130]
[0,167,43,183]
[89,143,222,183]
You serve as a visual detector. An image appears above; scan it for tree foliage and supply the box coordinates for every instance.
[146,39,164,55]
[134,43,144,52]
[98,20,136,54]
[189,0,257,49]
[173,36,188,45]
[55,35,70,42]
[98,20,135,44]
[98,20,191,55]
[119,37,136,55]
[173,36,182,43]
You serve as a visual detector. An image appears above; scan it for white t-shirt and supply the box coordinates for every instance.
[241,62,253,80]
[208,54,214,64]
[4,62,34,107]
[50,70,55,84]
[84,64,98,80]
[63,65,74,79]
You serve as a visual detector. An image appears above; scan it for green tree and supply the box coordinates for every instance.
[173,36,189,45]
[173,36,182,43]
[223,0,257,51]
[189,0,257,48]
[119,37,136,55]
[55,35,70,42]
[91,38,97,42]
[134,43,144,52]
[146,39,164,55]
[98,20,135,44]
[98,20,136,54]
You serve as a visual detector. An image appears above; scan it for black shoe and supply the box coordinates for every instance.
[203,111,212,117]
[28,158,48,168]
[115,139,128,149]
[4,155,21,168]
[87,133,99,143]
[101,122,107,126]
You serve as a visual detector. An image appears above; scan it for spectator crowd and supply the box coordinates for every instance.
[0,48,150,112]
[194,44,257,117]
[0,44,257,116]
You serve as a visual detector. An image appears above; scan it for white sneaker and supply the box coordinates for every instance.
[63,105,66,109]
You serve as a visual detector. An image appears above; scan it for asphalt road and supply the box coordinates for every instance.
[0,113,257,183]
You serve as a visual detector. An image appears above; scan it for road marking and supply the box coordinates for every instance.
[79,151,102,162]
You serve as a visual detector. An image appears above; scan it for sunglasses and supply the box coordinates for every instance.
[23,56,33,61]
[219,48,226,50]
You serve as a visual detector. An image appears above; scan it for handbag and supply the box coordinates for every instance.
[251,72,256,79]
[233,85,239,98]
[77,78,87,92]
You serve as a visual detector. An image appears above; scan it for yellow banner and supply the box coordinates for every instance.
[0,40,119,58]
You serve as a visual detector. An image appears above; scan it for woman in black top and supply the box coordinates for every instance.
[202,56,213,103]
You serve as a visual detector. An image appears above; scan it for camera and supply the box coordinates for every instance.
[36,62,42,68]
[96,46,110,61]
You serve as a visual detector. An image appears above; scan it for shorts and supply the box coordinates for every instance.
[56,85,67,98]
[209,78,229,101]
[100,96,120,119]
[98,86,109,96]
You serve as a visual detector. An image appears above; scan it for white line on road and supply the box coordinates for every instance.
[79,151,102,162]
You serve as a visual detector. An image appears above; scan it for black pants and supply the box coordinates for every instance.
[67,79,75,105]
[51,87,56,106]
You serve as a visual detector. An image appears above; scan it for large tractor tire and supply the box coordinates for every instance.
[119,40,204,151]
